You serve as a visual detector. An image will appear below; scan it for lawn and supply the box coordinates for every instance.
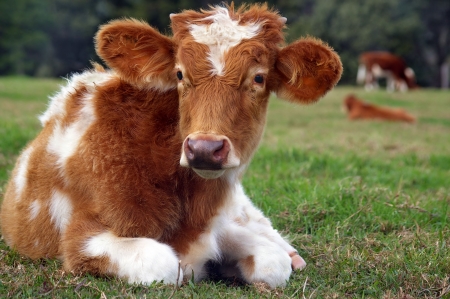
[0,76,449,298]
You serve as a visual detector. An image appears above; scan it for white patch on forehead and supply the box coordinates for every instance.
[14,146,34,199]
[29,200,41,221]
[189,7,261,76]
[49,189,73,233]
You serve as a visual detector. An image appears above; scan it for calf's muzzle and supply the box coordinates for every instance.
[185,138,229,170]
[180,133,240,179]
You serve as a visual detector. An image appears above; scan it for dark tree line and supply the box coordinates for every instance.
[0,0,448,87]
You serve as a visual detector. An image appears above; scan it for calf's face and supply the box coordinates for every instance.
[175,37,276,178]
[95,5,343,180]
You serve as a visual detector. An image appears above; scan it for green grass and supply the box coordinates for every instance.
[1,77,449,298]
[0,76,63,187]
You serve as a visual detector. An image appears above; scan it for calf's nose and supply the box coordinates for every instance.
[184,138,230,170]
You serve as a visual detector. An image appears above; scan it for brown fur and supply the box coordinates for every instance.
[344,94,416,123]
[239,255,256,278]
[1,3,342,284]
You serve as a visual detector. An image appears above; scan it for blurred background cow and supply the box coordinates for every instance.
[343,94,416,123]
[356,52,417,92]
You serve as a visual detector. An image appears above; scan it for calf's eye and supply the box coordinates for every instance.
[176,71,183,81]
[254,74,264,84]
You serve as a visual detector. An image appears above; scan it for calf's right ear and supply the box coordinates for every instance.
[95,19,177,88]
[274,37,343,104]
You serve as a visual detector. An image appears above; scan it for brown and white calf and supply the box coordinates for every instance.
[357,51,417,92]
[344,94,416,123]
[0,4,342,288]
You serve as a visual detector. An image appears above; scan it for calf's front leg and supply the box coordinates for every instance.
[237,203,307,271]
[219,221,293,288]
[218,186,306,288]
[61,213,183,285]
[231,184,306,269]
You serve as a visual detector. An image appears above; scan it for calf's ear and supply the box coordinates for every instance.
[274,37,342,103]
[95,19,176,88]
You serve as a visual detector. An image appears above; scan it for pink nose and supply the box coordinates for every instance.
[184,138,230,169]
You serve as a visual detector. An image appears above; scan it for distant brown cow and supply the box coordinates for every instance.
[357,51,417,92]
[344,94,416,123]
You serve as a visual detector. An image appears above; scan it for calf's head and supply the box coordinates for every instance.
[96,4,342,179]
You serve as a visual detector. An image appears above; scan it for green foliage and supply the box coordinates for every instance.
[0,0,449,87]
[0,1,53,75]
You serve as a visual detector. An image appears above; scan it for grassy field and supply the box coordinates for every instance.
[0,76,449,298]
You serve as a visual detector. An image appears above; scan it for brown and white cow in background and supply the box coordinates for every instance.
[0,4,342,288]
[357,51,417,92]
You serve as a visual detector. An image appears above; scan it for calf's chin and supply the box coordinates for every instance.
[190,169,226,179]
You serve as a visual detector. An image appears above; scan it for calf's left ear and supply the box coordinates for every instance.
[274,38,343,104]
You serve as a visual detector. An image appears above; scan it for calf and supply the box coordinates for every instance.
[0,4,342,288]
[357,51,417,92]
[344,94,416,123]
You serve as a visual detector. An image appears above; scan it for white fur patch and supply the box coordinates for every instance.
[84,232,183,285]
[231,183,296,253]
[404,67,415,78]
[189,7,261,75]
[180,227,221,282]
[372,64,387,77]
[44,70,112,173]
[356,64,366,84]
[46,93,96,170]
[28,200,41,221]
[40,70,112,126]
[47,121,78,168]
[49,190,73,233]
[14,146,34,199]
[47,118,89,169]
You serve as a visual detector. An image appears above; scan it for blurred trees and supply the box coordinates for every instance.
[0,0,448,87]
[0,0,53,76]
